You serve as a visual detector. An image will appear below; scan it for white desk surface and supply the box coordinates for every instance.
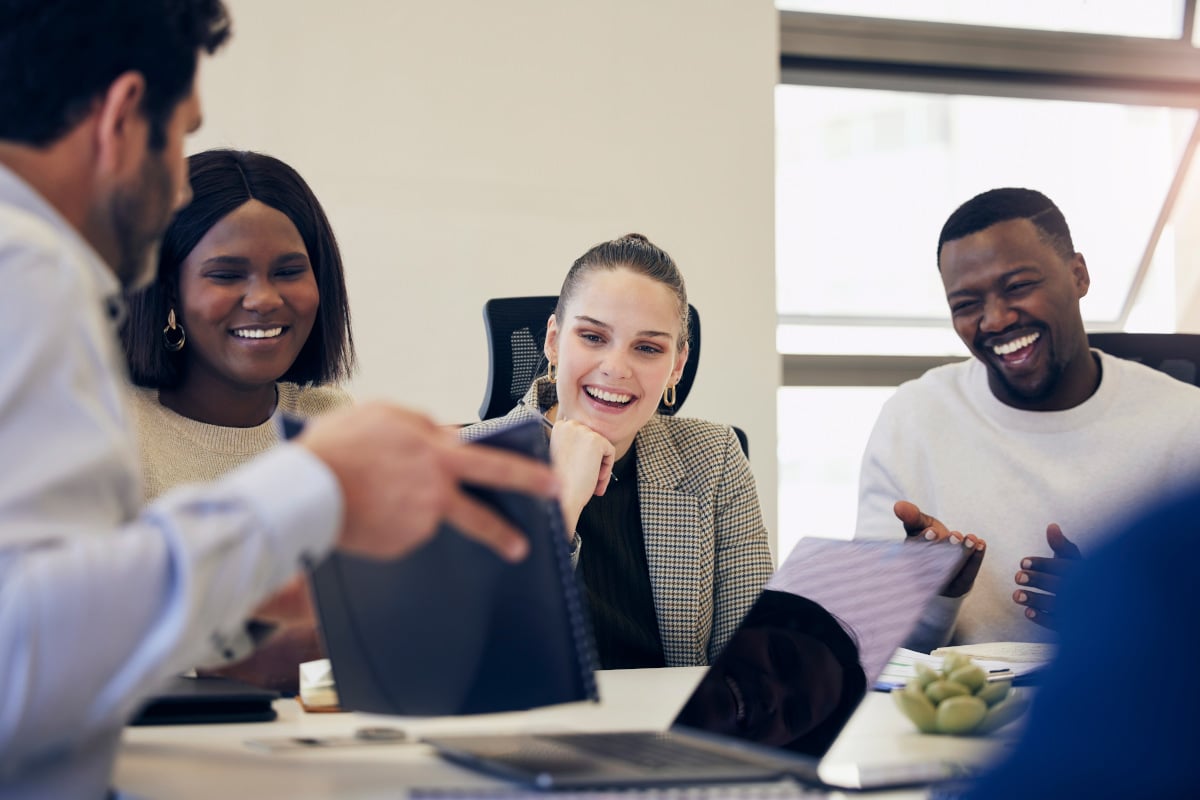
[114,668,1016,798]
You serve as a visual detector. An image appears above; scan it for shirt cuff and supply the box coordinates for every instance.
[230,443,342,571]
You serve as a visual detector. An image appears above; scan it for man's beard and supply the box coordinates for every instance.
[109,151,174,290]
[983,338,1066,405]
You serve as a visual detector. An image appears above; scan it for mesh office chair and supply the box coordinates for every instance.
[478,296,749,455]
[1086,332,1200,386]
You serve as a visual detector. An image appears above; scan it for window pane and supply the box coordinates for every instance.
[776,1,1185,39]
[777,386,895,560]
[776,85,1198,324]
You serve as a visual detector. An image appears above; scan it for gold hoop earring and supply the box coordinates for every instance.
[662,384,676,408]
[162,307,186,352]
[547,362,558,383]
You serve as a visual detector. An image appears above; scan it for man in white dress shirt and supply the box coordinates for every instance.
[0,2,556,797]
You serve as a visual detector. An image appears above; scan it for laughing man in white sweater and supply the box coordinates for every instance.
[856,188,1200,650]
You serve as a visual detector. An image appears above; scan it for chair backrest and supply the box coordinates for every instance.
[479,296,702,420]
[1086,332,1200,386]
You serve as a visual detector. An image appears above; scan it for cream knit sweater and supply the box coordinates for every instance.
[856,350,1200,649]
[128,382,353,501]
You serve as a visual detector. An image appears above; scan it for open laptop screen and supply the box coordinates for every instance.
[674,537,963,759]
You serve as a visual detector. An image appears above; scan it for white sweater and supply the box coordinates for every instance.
[856,350,1200,649]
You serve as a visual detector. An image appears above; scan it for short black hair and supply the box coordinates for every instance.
[122,149,356,389]
[0,0,231,149]
[937,187,1075,267]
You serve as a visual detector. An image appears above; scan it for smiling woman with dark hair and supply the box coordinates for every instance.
[119,148,356,690]
[121,148,356,499]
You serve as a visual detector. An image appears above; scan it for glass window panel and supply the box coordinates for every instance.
[776,85,1198,325]
[776,386,895,560]
[776,1,1185,39]
[777,324,966,356]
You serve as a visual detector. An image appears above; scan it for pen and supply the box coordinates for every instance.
[523,402,617,482]
[985,669,1016,683]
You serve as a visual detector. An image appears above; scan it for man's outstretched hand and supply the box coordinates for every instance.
[1013,523,1082,630]
[893,500,986,598]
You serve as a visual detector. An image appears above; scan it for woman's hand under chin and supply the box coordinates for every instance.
[548,418,616,534]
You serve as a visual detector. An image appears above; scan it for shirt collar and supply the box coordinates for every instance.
[0,161,123,309]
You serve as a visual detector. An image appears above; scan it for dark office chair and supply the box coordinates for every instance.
[1086,332,1200,386]
[479,296,749,456]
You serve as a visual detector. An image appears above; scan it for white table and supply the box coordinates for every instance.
[114,668,1017,798]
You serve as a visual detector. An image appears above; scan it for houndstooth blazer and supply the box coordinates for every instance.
[462,377,774,667]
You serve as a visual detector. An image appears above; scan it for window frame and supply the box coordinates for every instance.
[777,7,1200,382]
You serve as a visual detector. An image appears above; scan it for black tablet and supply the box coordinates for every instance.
[307,419,598,716]
[129,675,278,726]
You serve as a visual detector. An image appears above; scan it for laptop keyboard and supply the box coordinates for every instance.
[539,733,761,770]
[410,781,827,799]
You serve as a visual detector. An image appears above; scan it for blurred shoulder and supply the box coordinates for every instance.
[279,382,355,417]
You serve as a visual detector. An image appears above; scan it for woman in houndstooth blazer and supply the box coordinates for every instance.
[464,234,773,669]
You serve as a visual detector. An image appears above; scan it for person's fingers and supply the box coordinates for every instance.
[1012,589,1058,630]
[1016,567,1063,595]
[439,440,559,498]
[1046,523,1083,560]
[594,457,613,497]
[1021,555,1076,577]
[595,440,616,496]
[943,544,986,598]
[442,488,529,563]
[893,500,925,532]
[894,500,951,540]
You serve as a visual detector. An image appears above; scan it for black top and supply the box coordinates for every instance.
[576,444,666,669]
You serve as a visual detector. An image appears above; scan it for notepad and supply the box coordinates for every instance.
[932,641,1055,663]
[308,419,598,716]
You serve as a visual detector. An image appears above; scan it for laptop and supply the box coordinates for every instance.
[424,537,969,792]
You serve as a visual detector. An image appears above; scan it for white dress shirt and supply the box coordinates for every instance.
[0,164,342,799]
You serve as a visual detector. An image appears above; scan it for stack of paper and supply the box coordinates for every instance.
[931,641,1054,663]
[875,645,1052,691]
[298,659,340,712]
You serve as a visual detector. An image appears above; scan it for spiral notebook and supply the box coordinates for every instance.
[307,419,597,716]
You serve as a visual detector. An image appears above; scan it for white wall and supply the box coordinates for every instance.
[191,0,782,545]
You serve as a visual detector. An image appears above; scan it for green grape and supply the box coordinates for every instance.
[914,662,940,688]
[894,688,938,733]
[976,695,1030,735]
[940,652,970,674]
[924,679,969,704]
[896,655,1028,736]
[975,680,1011,706]
[935,695,987,734]
[949,664,986,693]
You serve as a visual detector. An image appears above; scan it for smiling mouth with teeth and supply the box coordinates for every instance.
[585,386,633,405]
[991,331,1039,356]
[232,327,285,339]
